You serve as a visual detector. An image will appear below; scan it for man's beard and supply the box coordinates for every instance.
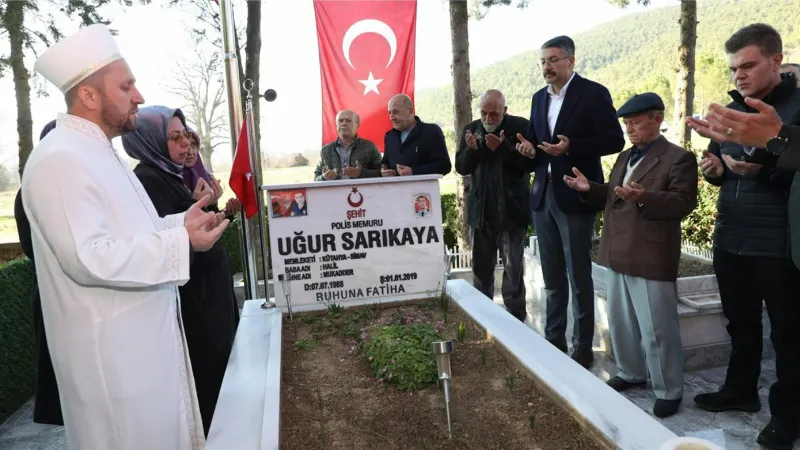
[100,98,136,135]
[483,121,498,133]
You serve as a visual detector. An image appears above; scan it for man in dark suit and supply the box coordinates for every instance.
[455,89,531,321]
[381,93,451,177]
[516,35,624,368]
[15,119,64,425]
[566,93,697,418]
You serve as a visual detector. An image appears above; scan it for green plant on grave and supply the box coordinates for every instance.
[479,348,487,367]
[437,291,451,323]
[326,302,344,317]
[504,374,516,392]
[294,339,314,351]
[361,324,443,390]
[456,322,466,342]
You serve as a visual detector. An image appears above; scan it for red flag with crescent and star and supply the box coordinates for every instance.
[229,120,258,219]
[313,0,417,152]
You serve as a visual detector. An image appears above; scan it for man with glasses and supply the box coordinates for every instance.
[516,35,624,369]
[455,89,531,321]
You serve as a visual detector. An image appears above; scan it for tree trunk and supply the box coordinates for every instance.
[6,1,33,178]
[674,0,697,149]
[449,0,472,252]
[243,2,266,283]
[200,144,214,172]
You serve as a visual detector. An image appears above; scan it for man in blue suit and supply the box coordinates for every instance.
[516,35,624,369]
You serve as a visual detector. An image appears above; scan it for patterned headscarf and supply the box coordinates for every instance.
[182,128,214,192]
[121,105,187,180]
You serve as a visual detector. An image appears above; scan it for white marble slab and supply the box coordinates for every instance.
[206,300,282,450]
[446,279,679,450]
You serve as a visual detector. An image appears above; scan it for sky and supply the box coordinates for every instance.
[0,0,672,169]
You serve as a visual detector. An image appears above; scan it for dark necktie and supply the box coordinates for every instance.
[630,148,644,166]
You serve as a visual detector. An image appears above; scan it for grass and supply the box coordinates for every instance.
[0,164,459,244]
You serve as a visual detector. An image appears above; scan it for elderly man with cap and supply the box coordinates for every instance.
[21,24,227,449]
[564,92,698,418]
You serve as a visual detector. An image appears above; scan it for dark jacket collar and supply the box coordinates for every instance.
[727,73,797,109]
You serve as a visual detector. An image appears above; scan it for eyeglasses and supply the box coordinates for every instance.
[168,130,192,143]
[538,56,570,69]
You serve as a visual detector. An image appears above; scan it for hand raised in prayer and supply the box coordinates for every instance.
[381,164,397,177]
[224,198,242,216]
[185,195,229,252]
[563,167,590,192]
[210,176,224,202]
[614,182,646,203]
[687,99,783,148]
[465,130,479,150]
[515,133,536,158]
[539,135,569,156]
[322,166,337,180]
[193,178,213,201]
[699,151,724,178]
[343,161,362,178]
[721,154,762,177]
[486,132,503,151]
[396,164,413,176]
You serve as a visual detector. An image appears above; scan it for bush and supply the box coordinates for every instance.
[682,175,718,248]
[360,324,442,390]
[292,153,309,167]
[0,258,35,423]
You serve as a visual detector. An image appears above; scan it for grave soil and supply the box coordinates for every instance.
[280,301,607,450]
[589,240,714,278]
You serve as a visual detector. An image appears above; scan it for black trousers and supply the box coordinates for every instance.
[31,286,64,426]
[471,222,527,320]
[713,249,800,420]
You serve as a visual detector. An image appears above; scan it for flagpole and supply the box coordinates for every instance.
[243,79,271,306]
[220,0,258,300]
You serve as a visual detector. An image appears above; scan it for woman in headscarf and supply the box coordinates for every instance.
[121,106,239,436]
[183,128,241,217]
[15,119,64,426]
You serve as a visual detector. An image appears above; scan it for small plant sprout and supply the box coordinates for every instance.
[456,322,466,342]
[528,413,536,430]
[480,348,487,366]
[437,291,451,323]
[504,374,516,392]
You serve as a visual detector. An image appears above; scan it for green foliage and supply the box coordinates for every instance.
[361,324,443,390]
[0,258,35,423]
[220,217,243,274]
[416,0,800,127]
[682,175,719,247]
[440,193,458,248]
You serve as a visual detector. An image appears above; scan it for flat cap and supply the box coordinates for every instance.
[617,92,665,118]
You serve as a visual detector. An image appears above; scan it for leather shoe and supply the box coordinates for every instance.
[653,397,682,418]
[606,376,645,392]
[570,346,594,369]
[756,417,800,450]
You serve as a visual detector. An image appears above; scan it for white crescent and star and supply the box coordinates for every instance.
[341,19,396,96]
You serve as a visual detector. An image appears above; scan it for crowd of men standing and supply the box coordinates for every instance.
[313,23,800,450]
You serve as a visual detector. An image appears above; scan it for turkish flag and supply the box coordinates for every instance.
[313,0,416,152]
[229,120,258,219]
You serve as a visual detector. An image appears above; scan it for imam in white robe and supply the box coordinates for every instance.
[21,114,205,450]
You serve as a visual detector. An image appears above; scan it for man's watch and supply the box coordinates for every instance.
[765,124,791,155]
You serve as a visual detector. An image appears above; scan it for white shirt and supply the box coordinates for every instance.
[546,71,577,174]
[21,114,205,450]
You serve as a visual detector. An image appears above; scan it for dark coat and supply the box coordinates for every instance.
[382,116,452,175]
[14,189,64,426]
[583,137,698,282]
[524,73,625,214]
[703,75,800,259]
[455,114,532,229]
[133,163,239,436]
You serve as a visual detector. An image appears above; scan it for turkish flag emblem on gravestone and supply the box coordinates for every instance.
[313,0,417,152]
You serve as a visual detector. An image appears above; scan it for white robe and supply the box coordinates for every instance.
[21,114,205,450]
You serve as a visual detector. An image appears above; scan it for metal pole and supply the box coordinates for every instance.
[220,0,257,300]
[243,80,272,306]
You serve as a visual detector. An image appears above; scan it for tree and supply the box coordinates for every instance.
[0,0,146,177]
[445,0,530,253]
[168,49,228,172]
[449,0,472,252]
[607,0,697,148]
[292,153,309,167]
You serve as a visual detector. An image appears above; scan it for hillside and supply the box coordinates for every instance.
[415,0,800,128]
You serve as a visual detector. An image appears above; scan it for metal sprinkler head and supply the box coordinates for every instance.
[431,340,454,438]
